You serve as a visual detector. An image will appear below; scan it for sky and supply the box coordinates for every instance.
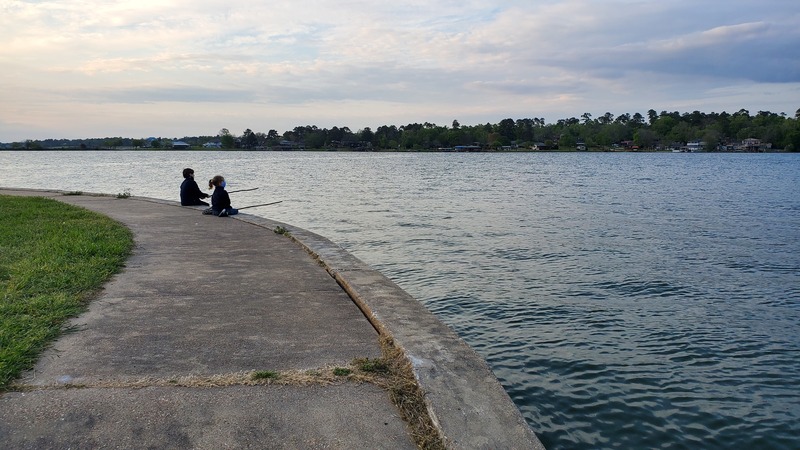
[1,0,799,141]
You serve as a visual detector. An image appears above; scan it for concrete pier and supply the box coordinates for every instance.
[0,189,544,449]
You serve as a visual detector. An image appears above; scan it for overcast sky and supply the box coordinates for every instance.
[2,0,799,141]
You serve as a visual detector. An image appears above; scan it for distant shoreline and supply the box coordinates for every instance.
[1,148,792,153]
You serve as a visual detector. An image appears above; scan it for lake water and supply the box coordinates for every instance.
[3,151,799,449]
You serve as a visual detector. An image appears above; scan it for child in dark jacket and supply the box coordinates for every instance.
[180,168,210,206]
[209,175,238,217]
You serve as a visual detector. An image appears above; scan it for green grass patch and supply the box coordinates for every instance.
[0,195,133,390]
[332,367,352,376]
[251,370,279,380]
[355,357,390,374]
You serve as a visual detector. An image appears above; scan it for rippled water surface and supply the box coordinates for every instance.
[4,151,799,449]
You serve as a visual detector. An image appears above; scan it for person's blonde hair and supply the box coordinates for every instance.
[209,175,225,189]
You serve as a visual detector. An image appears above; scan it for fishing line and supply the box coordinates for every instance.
[227,187,260,193]
[237,201,283,210]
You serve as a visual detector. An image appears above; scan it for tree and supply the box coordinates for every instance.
[359,127,374,144]
[452,119,460,130]
[702,129,722,151]
[786,127,800,152]
[515,118,534,142]
[24,139,42,150]
[729,109,752,138]
[598,112,614,125]
[103,137,123,149]
[255,132,268,147]
[241,128,258,149]
[647,109,658,125]
[304,131,327,148]
[219,129,235,149]
[498,118,516,141]
[668,121,693,143]
[683,110,705,127]
[652,115,678,141]
[486,132,502,148]
[558,133,577,149]
[375,125,400,149]
[633,129,657,148]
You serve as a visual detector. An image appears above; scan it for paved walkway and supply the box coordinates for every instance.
[0,189,544,449]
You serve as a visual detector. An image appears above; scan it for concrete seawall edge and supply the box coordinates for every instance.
[231,207,546,449]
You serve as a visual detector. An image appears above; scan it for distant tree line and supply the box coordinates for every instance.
[5,108,800,151]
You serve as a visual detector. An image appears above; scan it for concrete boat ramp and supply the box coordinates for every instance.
[0,189,544,449]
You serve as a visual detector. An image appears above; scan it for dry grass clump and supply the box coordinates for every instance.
[372,335,447,450]
[10,334,446,449]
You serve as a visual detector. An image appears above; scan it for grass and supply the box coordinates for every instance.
[373,335,447,450]
[0,195,133,390]
[332,367,352,376]
[251,370,279,380]
[355,357,390,374]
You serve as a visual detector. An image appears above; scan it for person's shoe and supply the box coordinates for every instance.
[218,209,228,217]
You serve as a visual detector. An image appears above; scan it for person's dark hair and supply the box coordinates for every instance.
[182,168,194,178]
[209,175,225,189]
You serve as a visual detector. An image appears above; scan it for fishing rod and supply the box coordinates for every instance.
[237,200,283,210]
[228,187,260,193]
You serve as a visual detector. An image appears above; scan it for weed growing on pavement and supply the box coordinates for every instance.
[374,335,447,450]
[333,367,352,376]
[355,357,390,374]
[252,370,279,380]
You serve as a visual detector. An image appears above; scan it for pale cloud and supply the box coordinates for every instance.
[1,0,799,141]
